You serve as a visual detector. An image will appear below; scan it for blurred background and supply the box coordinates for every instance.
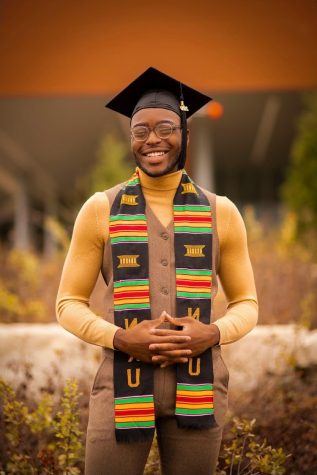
[0,1,317,474]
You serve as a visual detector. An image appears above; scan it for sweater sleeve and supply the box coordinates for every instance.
[56,192,120,348]
[213,196,258,344]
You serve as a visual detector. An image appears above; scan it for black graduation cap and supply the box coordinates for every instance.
[105,67,212,169]
[105,67,212,119]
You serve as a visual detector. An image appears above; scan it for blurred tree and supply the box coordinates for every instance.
[281,93,317,235]
[85,133,133,196]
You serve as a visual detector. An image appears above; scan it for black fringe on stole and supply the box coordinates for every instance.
[115,428,155,443]
[176,416,218,430]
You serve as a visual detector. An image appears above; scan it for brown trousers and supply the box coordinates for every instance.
[85,345,229,475]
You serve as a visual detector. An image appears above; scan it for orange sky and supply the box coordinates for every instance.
[1,0,317,95]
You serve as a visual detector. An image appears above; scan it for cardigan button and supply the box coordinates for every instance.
[161,287,169,295]
[161,259,168,267]
[160,232,169,240]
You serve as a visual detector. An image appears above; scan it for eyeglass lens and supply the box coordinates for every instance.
[132,123,175,141]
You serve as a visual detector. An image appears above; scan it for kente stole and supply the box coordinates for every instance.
[109,169,216,442]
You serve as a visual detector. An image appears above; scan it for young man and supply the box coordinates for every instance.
[56,67,258,475]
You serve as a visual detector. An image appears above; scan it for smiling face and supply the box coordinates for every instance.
[131,108,187,177]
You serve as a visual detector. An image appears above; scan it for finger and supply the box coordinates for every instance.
[156,312,170,327]
[160,310,171,321]
[149,313,167,328]
[152,349,192,358]
[149,342,191,351]
[149,328,185,336]
[152,355,189,364]
[164,314,191,325]
[163,314,185,327]
[158,312,167,323]
[164,314,178,323]
[159,310,167,319]
[172,316,193,324]
[160,361,172,368]
[152,335,191,344]
[160,358,182,368]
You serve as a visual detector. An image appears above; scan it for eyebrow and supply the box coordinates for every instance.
[131,119,178,127]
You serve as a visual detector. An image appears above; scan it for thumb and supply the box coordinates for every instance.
[159,310,169,322]
[171,316,192,325]
[154,311,167,327]
[165,314,185,327]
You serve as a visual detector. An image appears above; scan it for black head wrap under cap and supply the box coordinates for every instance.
[132,90,181,118]
[105,67,212,169]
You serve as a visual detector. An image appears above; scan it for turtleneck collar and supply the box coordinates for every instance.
[137,167,183,191]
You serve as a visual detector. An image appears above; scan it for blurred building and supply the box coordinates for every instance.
[0,1,316,252]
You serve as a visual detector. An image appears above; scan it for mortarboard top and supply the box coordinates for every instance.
[105,67,212,119]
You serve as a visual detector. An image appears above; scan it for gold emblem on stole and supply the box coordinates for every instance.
[188,307,200,320]
[120,194,138,205]
[184,245,205,257]
[127,368,141,387]
[188,357,201,376]
[181,183,198,194]
[117,255,140,268]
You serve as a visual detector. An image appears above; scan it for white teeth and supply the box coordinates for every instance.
[146,151,166,157]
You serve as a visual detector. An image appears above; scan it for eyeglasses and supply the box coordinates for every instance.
[131,123,182,142]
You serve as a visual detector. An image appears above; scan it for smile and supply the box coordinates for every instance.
[144,151,167,157]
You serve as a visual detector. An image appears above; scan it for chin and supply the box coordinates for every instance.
[136,157,180,177]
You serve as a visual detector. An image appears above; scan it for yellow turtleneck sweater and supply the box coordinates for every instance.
[56,169,258,348]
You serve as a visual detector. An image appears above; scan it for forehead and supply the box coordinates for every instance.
[131,107,180,126]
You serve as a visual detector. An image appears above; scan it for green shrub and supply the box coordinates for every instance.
[281,92,317,237]
[77,133,133,200]
[242,206,317,329]
[54,380,83,474]
[217,418,289,475]
[0,378,83,474]
[143,418,289,475]
[0,247,65,323]
[227,367,317,474]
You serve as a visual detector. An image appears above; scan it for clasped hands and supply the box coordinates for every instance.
[113,311,220,368]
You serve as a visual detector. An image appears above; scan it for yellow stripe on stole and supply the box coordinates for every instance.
[115,403,153,410]
[114,286,149,292]
[115,416,154,422]
[110,232,148,237]
[176,404,214,409]
[114,298,150,305]
[110,220,147,226]
[177,286,211,292]
[175,222,212,227]
[176,391,213,397]
[174,212,211,217]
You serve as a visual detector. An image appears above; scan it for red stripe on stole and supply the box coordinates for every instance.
[176,280,211,288]
[110,225,147,232]
[176,396,214,403]
[115,409,154,416]
[109,223,146,229]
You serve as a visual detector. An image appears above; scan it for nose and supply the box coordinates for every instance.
[146,129,161,145]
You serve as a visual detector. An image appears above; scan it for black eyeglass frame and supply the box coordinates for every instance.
[130,123,182,142]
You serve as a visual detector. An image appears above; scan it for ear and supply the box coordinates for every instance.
[186,128,190,147]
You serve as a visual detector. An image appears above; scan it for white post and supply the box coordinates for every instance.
[191,117,215,192]
[43,197,58,258]
[13,181,31,250]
